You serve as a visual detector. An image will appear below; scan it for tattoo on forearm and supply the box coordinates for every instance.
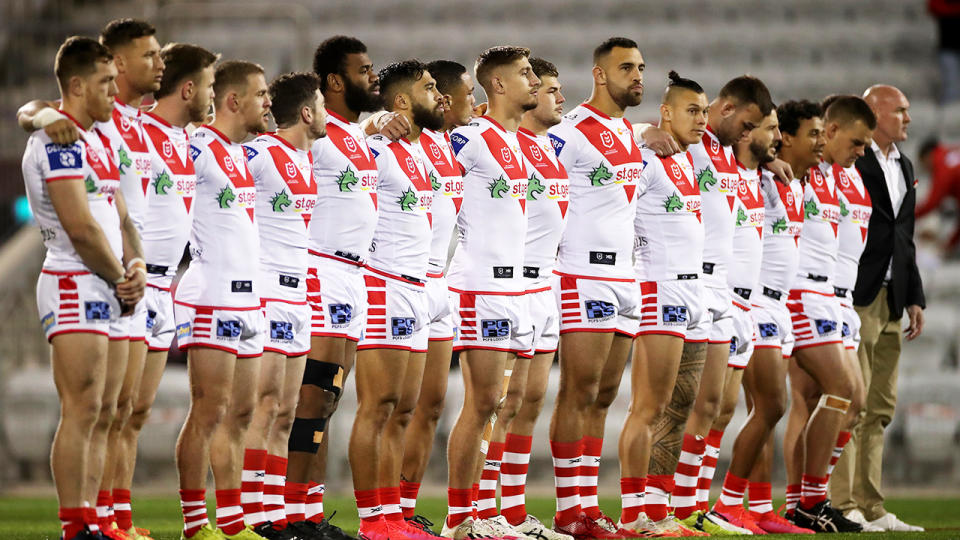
[649,341,707,475]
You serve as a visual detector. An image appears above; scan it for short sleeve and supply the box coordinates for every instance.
[448,127,480,174]
[547,121,581,172]
[40,137,85,183]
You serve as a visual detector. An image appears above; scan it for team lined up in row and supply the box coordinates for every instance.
[22,19,889,540]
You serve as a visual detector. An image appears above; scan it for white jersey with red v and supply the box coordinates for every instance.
[96,100,152,231]
[366,134,434,282]
[834,164,871,292]
[141,111,196,288]
[795,162,842,283]
[447,116,529,294]
[420,127,463,276]
[309,109,379,265]
[186,125,260,305]
[548,103,643,280]
[633,147,703,281]
[728,162,765,308]
[689,127,741,287]
[758,171,803,294]
[517,127,568,287]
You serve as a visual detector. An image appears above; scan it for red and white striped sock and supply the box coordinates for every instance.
[83,505,100,534]
[784,484,801,515]
[356,489,382,525]
[284,482,308,524]
[550,439,582,527]
[241,448,268,526]
[264,454,288,527]
[748,482,773,514]
[179,489,208,537]
[619,477,646,525]
[96,490,112,530]
[446,488,473,529]
[215,489,246,535]
[471,483,480,519]
[579,436,603,520]
[645,475,674,522]
[59,507,85,540]
[799,474,828,509]
[112,489,133,531]
[715,472,748,509]
[696,429,723,512]
[672,433,705,519]
[500,433,532,526]
[477,441,504,519]
[305,482,324,523]
[380,486,403,521]
[826,431,852,481]
[400,480,420,519]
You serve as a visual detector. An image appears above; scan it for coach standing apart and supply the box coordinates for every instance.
[830,85,925,533]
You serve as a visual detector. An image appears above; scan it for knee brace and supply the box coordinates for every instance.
[288,416,327,453]
[304,359,344,397]
[817,393,851,414]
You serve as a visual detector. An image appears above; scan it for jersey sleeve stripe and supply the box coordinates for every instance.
[44,174,85,183]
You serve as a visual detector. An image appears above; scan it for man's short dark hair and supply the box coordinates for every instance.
[529,57,559,80]
[55,36,113,89]
[718,75,775,116]
[820,93,850,114]
[154,43,218,100]
[269,71,321,128]
[475,46,530,91]
[427,60,467,94]
[378,60,427,112]
[824,95,878,130]
[593,37,639,63]
[777,100,823,136]
[99,18,156,53]
[213,60,265,109]
[663,70,703,103]
[313,35,367,93]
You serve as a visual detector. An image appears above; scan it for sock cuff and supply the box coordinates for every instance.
[550,439,583,457]
[836,430,852,446]
[706,429,724,447]
[647,474,675,493]
[215,489,241,506]
[582,436,603,454]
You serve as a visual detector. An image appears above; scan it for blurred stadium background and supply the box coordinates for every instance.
[1,0,959,497]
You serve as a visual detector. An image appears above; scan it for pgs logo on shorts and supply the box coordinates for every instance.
[329,304,353,326]
[270,320,294,341]
[815,319,838,336]
[216,319,243,338]
[480,319,511,339]
[758,322,779,338]
[661,305,689,325]
[391,317,416,337]
[84,301,111,321]
[585,300,616,321]
[146,310,157,330]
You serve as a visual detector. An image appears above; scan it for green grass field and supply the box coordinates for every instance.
[1,495,957,540]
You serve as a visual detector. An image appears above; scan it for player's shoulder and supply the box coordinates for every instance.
[449,122,483,156]
[242,134,275,161]
[365,133,392,153]
[640,146,661,164]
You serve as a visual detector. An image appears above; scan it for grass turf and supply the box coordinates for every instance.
[1,495,958,539]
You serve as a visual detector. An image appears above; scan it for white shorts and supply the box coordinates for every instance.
[306,255,367,342]
[787,285,844,352]
[173,302,265,358]
[145,285,176,352]
[426,274,455,342]
[36,270,119,341]
[121,300,148,341]
[358,271,429,353]
[687,284,735,344]
[839,300,861,351]
[262,299,311,356]
[554,272,640,337]
[450,289,533,354]
[728,304,756,369]
[637,278,708,341]
[750,289,795,358]
[526,283,560,356]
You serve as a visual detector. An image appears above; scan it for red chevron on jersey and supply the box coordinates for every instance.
[519,128,568,217]
[326,119,378,208]
[574,111,642,203]
[703,127,740,210]
[91,130,120,184]
[421,133,460,176]
[736,168,764,237]
[387,140,433,226]
[661,152,701,221]
[143,122,195,212]
[777,179,804,226]
[480,125,528,211]
[833,163,871,241]
[266,142,315,228]
[208,138,256,222]
[809,165,840,235]
[112,105,149,153]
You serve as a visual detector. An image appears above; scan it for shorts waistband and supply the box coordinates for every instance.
[365,265,426,287]
[146,263,169,275]
[308,249,365,267]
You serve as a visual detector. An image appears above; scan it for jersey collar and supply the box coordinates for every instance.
[201,124,234,145]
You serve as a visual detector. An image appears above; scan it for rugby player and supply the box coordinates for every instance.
[173,60,270,540]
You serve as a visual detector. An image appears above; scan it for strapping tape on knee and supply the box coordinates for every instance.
[288,416,328,453]
[303,359,344,398]
[818,393,851,414]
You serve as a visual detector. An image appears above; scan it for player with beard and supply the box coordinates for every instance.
[173,60,271,540]
[441,46,538,540]
[545,38,645,540]
[237,72,326,540]
[281,36,380,540]
[397,60,472,529]
[617,71,709,538]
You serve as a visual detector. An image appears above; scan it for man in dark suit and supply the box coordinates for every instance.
[830,85,926,532]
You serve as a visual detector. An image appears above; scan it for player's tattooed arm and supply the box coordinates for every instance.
[18,99,80,144]
[648,341,707,475]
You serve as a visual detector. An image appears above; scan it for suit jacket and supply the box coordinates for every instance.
[853,147,926,318]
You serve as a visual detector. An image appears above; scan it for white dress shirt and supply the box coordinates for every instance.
[871,140,905,280]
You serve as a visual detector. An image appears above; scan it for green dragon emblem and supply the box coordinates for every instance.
[117,147,132,175]
[270,190,292,212]
[526,175,545,200]
[663,193,683,212]
[839,198,849,217]
[772,217,788,234]
[589,163,613,186]
[337,168,358,192]
[804,198,819,219]
[84,176,96,193]
[398,187,418,211]
[697,168,717,192]
[736,207,748,226]
[217,186,235,208]
[153,171,173,195]
[430,171,441,191]
[488,176,509,198]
